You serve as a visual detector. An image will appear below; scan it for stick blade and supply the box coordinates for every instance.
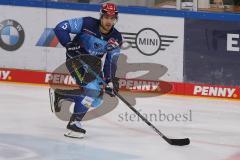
[167,138,190,146]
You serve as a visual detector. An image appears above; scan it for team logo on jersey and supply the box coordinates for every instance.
[121,28,178,56]
[0,19,25,51]
[94,42,102,49]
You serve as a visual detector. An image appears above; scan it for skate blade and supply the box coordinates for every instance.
[49,88,55,113]
[64,130,85,139]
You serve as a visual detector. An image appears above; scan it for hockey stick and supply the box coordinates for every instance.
[113,90,190,146]
[73,55,190,146]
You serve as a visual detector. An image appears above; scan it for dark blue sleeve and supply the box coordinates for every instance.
[54,18,83,46]
[103,48,121,81]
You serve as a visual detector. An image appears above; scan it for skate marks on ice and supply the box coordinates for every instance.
[0,133,139,160]
[0,142,38,160]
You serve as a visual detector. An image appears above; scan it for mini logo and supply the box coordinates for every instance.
[122,28,178,56]
[0,19,25,51]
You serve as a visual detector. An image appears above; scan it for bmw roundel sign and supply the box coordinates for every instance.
[0,19,25,51]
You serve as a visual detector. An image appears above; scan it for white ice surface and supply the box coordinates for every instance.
[0,82,239,160]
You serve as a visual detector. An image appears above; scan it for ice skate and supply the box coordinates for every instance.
[49,88,64,112]
[64,120,86,138]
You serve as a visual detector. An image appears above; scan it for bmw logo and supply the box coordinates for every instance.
[0,19,25,51]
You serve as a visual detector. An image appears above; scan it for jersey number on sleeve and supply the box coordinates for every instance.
[61,23,68,30]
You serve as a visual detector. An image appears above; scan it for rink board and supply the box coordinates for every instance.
[0,68,239,100]
[184,19,240,86]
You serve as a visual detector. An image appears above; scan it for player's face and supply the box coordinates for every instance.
[100,15,116,33]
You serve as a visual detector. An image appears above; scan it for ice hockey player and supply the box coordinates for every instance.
[51,2,122,138]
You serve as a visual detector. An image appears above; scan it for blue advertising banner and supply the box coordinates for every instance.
[184,19,240,86]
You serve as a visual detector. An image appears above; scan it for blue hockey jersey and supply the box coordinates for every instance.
[54,17,122,81]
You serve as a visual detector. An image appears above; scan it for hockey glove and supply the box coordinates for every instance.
[105,77,119,97]
[105,83,115,97]
[65,41,81,54]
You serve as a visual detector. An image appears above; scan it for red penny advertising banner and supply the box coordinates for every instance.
[0,68,239,100]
